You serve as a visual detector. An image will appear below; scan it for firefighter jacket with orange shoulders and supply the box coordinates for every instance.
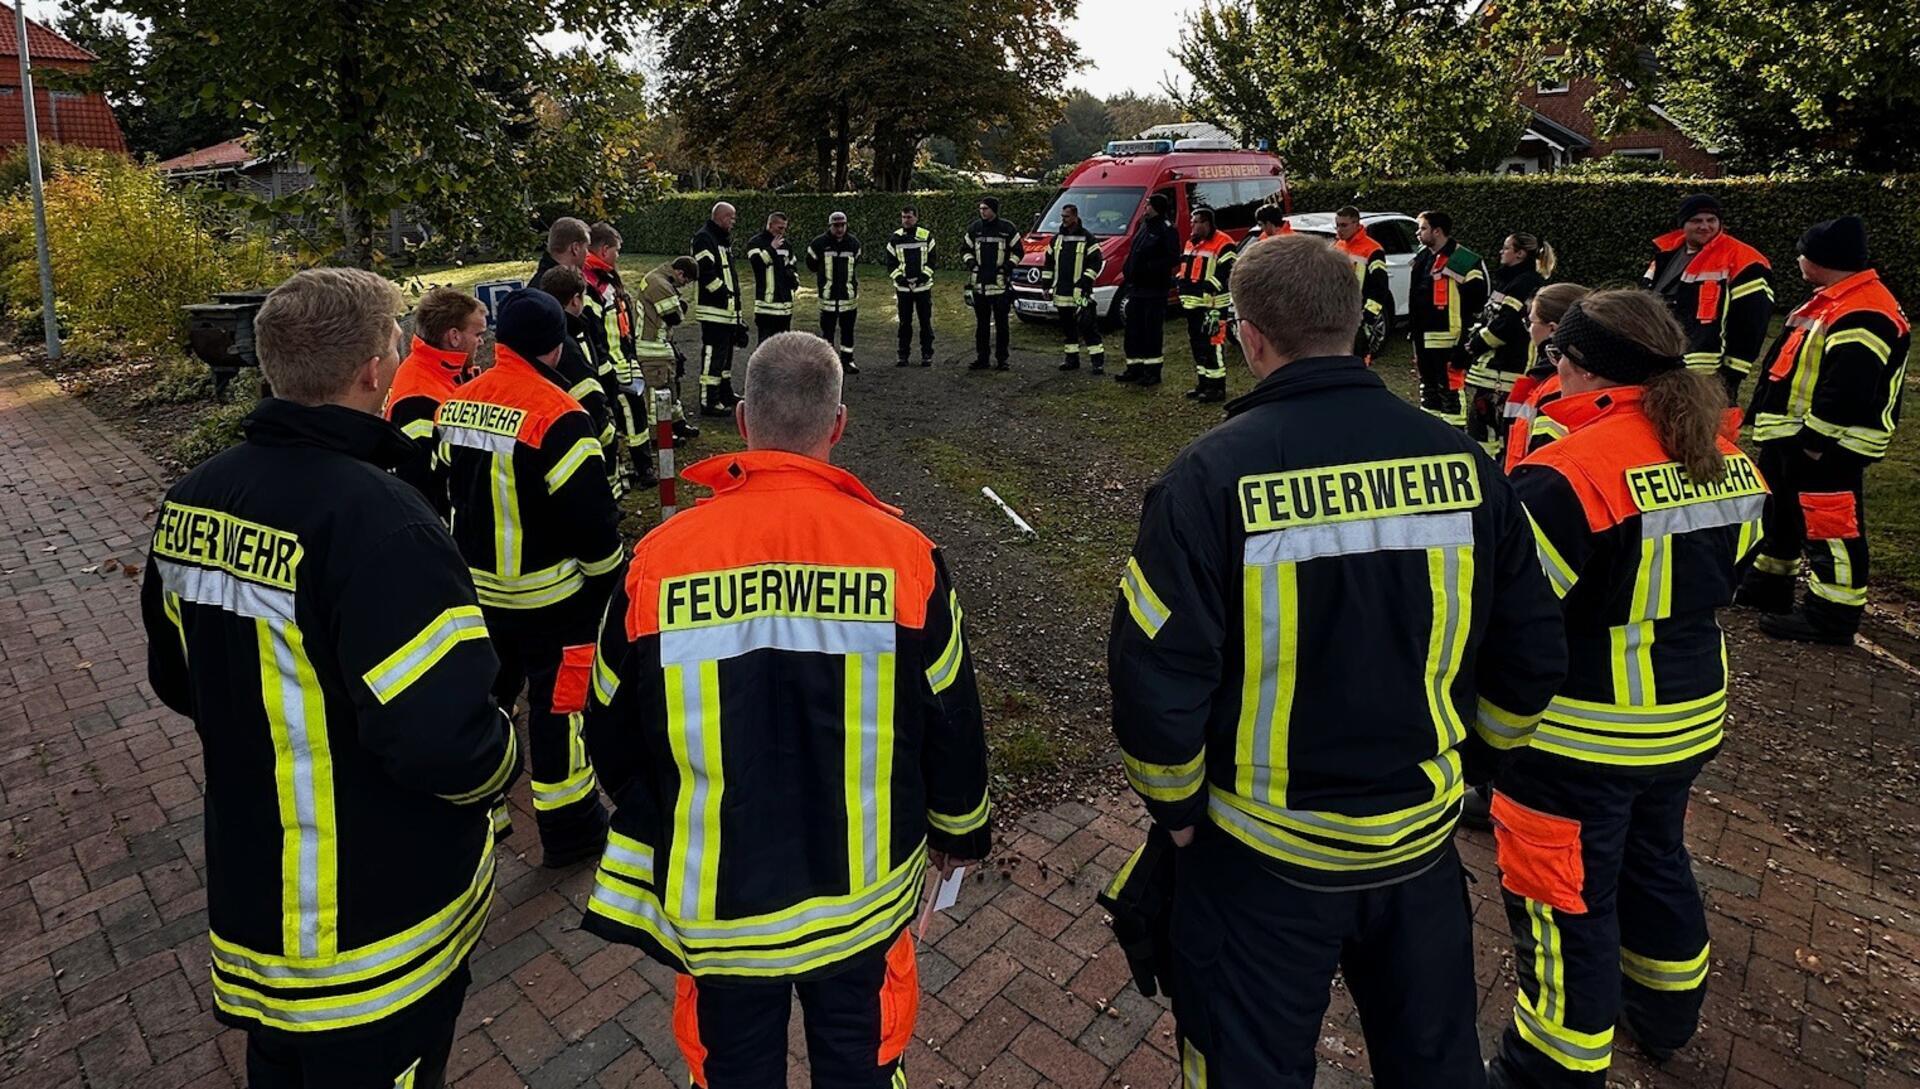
[1464,263,1548,392]
[1502,367,1567,473]
[142,398,519,1039]
[1750,268,1911,461]
[384,336,469,519]
[437,345,623,632]
[1177,230,1235,311]
[578,450,993,979]
[1642,230,1773,378]
[1510,385,1766,773]
[584,253,637,387]
[1108,357,1566,888]
[1410,239,1488,352]
[1335,226,1394,330]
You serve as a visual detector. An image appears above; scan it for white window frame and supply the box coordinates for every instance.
[1611,148,1664,161]
[1536,59,1570,95]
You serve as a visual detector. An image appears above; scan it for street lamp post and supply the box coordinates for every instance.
[13,1,60,360]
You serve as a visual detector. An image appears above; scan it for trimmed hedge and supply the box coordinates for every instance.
[617,175,1920,308]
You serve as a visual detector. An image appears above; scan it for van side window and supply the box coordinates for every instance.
[1186,181,1246,229]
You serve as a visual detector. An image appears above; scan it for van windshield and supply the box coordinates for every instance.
[1036,187,1145,237]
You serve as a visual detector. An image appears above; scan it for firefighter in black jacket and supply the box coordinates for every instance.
[1462,233,1557,458]
[1109,235,1566,1088]
[1116,191,1180,387]
[385,286,487,519]
[886,205,938,367]
[539,265,639,492]
[692,202,749,416]
[964,196,1020,370]
[808,211,863,373]
[745,212,800,343]
[1742,216,1911,644]
[1410,210,1488,426]
[1045,203,1106,374]
[1177,206,1237,401]
[1641,194,1774,404]
[142,269,519,1087]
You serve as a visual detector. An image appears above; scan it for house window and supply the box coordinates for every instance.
[50,92,85,103]
[1536,60,1570,95]
[1612,148,1664,161]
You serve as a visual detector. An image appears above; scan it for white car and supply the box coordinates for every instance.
[1285,212,1420,324]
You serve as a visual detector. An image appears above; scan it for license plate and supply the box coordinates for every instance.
[1014,299,1052,314]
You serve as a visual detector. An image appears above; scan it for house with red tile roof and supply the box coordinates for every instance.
[0,3,126,154]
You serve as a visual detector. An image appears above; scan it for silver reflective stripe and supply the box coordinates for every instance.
[1476,705,1532,742]
[684,899,910,973]
[1516,1001,1611,1063]
[1247,564,1281,802]
[440,426,515,454]
[1430,546,1467,744]
[1208,796,1395,868]
[589,876,682,948]
[1539,729,1718,758]
[678,674,711,920]
[492,451,519,576]
[1547,695,1725,727]
[211,853,493,982]
[363,611,488,702]
[853,653,883,887]
[1120,563,1168,635]
[1639,495,1765,538]
[1531,900,1561,1021]
[1231,788,1456,841]
[675,844,925,943]
[1505,400,1538,421]
[604,839,654,882]
[660,617,896,665]
[263,618,325,959]
[1243,511,1475,565]
[157,559,295,622]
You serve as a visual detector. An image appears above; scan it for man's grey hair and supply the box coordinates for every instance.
[767,211,788,227]
[547,216,589,256]
[254,268,401,403]
[713,201,735,218]
[1231,233,1360,359]
[743,333,844,452]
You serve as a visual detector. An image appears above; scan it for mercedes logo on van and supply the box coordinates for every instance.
[1025,268,1043,284]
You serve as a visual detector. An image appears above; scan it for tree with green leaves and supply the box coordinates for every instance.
[72,0,655,267]
[1173,0,1528,178]
[44,10,231,160]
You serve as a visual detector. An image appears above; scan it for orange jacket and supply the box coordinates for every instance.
[1642,230,1773,375]
[384,336,469,516]
[579,450,991,979]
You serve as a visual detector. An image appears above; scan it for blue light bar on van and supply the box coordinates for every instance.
[1105,139,1174,157]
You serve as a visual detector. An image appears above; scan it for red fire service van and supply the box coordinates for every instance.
[1012,137,1288,326]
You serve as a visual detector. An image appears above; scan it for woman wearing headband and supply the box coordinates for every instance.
[1486,289,1767,1089]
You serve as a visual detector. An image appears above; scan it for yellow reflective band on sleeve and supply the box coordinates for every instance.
[1119,557,1171,638]
[1729,278,1773,302]
[439,717,518,806]
[531,712,598,811]
[1683,351,1724,370]
[1475,697,1540,750]
[1478,329,1507,349]
[257,617,338,962]
[1803,413,1893,458]
[580,545,625,578]
[544,437,603,494]
[1122,748,1206,803]
[592,647,621,706]
[401,418,435,441]
[1528,510,1577,599]
[1235,560,1297,804]
[361,606,489,705]
[1621,944,1710,992]
[929,791,991,836]
[655,296,680,317]
[926,590,966,694]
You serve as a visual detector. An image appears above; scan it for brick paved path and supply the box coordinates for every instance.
[3,354,1919,1089]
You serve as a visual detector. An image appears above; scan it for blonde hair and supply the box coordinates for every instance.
[1577,289,1726,482]
[255,269,401,404]
[1510,232,1558,279]
[1530,282,1590,326]
[1231,234,1360,358]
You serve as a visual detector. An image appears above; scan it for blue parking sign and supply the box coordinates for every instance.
[475,280,524,328]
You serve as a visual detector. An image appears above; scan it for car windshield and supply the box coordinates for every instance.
[1036,187,1144,237]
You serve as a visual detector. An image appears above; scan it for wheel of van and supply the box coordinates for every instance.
[1102,287,1128,332]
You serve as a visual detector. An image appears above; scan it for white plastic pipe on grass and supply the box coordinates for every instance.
[982,486,1036,536]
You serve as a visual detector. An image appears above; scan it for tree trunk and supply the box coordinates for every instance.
[833,98,851,192]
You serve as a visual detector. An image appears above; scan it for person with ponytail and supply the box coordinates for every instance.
[1499,282,1592,472]
[1459,233,1556,458]
[1486,290,1767,1089]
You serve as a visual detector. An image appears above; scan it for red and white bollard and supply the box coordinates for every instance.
[653,387,678,519]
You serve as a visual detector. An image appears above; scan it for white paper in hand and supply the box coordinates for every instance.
[933,866,965,911]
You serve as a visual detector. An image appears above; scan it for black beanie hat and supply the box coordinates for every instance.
[1797,215,1869,273]
[1676,193,1722,226]
[980,196,1000,214]
[494,288,567,361]
[1550,300,1683,386]
[1149,192,1171,216]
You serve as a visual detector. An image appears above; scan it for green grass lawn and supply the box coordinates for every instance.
[411,257,1920,600]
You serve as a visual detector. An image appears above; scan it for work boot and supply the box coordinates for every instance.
[672,419,701,443]
[895,357,910,368]
[1059,357,1080,371]
[921,355,934,368]
[1196,380,1227,403]
[843,357,860,375]
[1733,571,1794,614]
[629,452,658,489]
[1137,365,1162,387]
[700,401,734,418]
[1460,784,1493,832]
[1760,601,1858,646]
[1114,363,1141,384]
[1089,356,1105,375]
[969,358,991,371]
[995,359,1010,371]
[1486,1056,1521,1089]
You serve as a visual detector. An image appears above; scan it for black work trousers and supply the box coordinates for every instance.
[1058,303,1104,368]
[487,607,605,861]
[974,292,1011,365]
[819,307,857,364]
[1415,346,1465,425]
[1753,440,1870,627]
[1490,754,1711,1087]
[1169,831,1485,1088]
[673,930,918,1089]
[895,290,934,363]
[699,322,738,408]
[1124,292,1167,365]
[245,964,469,1088]
[754,313,791,344]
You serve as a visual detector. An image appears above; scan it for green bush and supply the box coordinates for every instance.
[171,397,252,467]
[618,174,1920,309]
[0,155,290,354]
[0,143,128,197]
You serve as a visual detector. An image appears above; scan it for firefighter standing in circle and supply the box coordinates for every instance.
[536,265,630,495]
[1501,282,1594,473]
[1462,233,1558,459]
[1108,235,1566,1088]
[1115,191,1180,388]
[1489,290,1765,1089]
[1331,205,1393,364]
[745,212,800,343]
[143,269,520,1087]
[1409,210,1488,426]
[437,288,622,867]
[1237,203,1292,254]
[634,256,704,450]
[963,196,1020,371]
[1641,194,1773,404]
[886,205,938,368]
[579,331,992,1089]
[385,286,487,519]
[1740,216,1911,644]
[693,201,751,416]
[1045,202,1107,374]
[808,210,864,373]
[1178,206,1238,402]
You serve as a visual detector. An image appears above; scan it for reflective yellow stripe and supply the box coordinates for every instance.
[162,590,187,659]
[1753,553,1800,576]
[361,606,488,705]
[531,712,598,811]
[1621,944,1710,991]
[1475,697,1540,750]
[545,437,602,493]
[1235,561,1297,804]
[580,545,624,578]
[1217,769,1461,843]
[1515,990,1613,1072]
[1182,1038,1209,1088]
[929,791,990,836]
[841,651,896,891]
[1729,278,1773,302]
[1534,687,1726,767]
[400,418,435,441]
[926,590,966,694]
[666,661,725,920]
[440,719,518,805]
[1104,843,1145,900]
[1123,748,1205,802]
[1207,786,1458,873]
[1804,413,1893,458]
[257,617,338,961]
[600,830,656,884]
[1809,539,1867,606]
[1528,510,1576,598]
[592,646,621,706]
[1119,557,1170,638]
[491,450,521,577]
[1423,546,1473,750]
